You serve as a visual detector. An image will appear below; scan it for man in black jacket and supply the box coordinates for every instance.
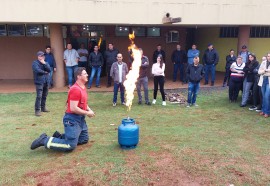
[87,45,104,89]
[186,56,205,107]
[104,43,119,87]
[153,44,166,63]
[171,44,187,82]
[202,43,219,86]
[32,51,51,116]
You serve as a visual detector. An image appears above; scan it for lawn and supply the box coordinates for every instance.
[0,88,270,186]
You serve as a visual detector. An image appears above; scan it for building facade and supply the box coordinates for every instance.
[0,0,270,87]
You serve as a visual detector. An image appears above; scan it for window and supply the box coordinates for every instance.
[0,25,7,36]
[166,30,179,43]
[7,24,25,36]
[219,27,238,38]
[147,27,160,37]
[250,26,270,38]
[115,26,129,36]
[131,27,145,36]
[26,24,43,36]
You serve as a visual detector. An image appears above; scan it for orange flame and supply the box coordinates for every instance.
[98,35,103,49]
[124,31,141,111]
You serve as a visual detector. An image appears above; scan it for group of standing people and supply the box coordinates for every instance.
[225,45,270,118]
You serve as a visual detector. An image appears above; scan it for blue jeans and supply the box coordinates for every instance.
[173,63,184,82]
[48,67,54,87]
[35,83,48,111]
[241,78,253,105]
[136,76,149,103]
[261,78,270,114]
[44,113,89,152]
[113,82,125,103]
[66,65,78,86]
[187,82,200,104]
[88,66,101,87]
[204,64,216,83]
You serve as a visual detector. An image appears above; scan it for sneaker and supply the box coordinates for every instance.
[256,108,262,112]
[96,85,101,88]
[138,101,142,105]
[211,82,214,86]
[204,82,208,85]
[41,108,50,112]
[122,102,126,105]
[162,101,166,106]
[30,133,47,150]
[240,104,246,107]
[113,102,116,107]
[186,104,191,108]
[35,110,41,117]
[145,102,151,105]
[52,131,62,138]
[192,104,199,107]
[152,99,156,104]
[249,106,257,111]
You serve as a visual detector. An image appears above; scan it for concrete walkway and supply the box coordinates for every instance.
[0,72,226,93]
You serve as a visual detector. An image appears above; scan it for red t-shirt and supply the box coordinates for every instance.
[66,82,88,113]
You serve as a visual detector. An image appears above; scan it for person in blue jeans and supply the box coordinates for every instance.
[64,43,79,88]
[30,67,95,152]
[44,45,56,89]
[186,56,205,107]
[171,44,187,83]
[110,53,129,106]
[258,54,270,118]
[88,45,104,89]
[202,43,219,86]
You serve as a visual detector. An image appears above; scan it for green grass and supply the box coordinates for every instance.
[0,89,270,185]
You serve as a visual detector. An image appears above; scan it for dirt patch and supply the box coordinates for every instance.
[123,150,204,186]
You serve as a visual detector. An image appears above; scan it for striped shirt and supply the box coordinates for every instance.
[230,62,245,78]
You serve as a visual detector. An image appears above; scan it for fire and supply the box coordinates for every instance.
[124,31,141,111]
[98,35,103,49]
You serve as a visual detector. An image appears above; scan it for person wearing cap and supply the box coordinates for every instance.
[239,45,251,64]
[32,51,51,116]
[202,43,219,86]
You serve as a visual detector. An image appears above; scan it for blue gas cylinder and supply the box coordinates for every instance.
[118,118,139,149]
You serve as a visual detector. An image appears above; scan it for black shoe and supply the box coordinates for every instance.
[96,85,101,88]
[240,104,246,107]
[145,102,151,105]
[222,83,226,87]
[204,82,208,85]
[41,108,50,112]
[52,131,62,138]
[138,101,142,105]
[35,111,41,116]
[211,82,214,86]
[87,86,91,89]
[106,85,111,88]
[30,133,47,150]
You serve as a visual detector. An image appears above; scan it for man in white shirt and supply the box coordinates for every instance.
[64,43,80,88]
[77,43,88,69]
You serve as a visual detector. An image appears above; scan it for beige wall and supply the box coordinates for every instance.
[0,37,50,79]
[1,0,270,25]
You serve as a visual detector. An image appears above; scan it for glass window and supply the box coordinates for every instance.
[219,27,238,38]
[147,27,160,37]
[131,27,145,36]
[8,24,25,36]
[0,25,7,36]
[115,26,129,36]
[26,24,43,36]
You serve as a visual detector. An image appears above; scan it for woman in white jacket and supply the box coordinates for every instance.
[152,54,166,106]
[258,53,270,118]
